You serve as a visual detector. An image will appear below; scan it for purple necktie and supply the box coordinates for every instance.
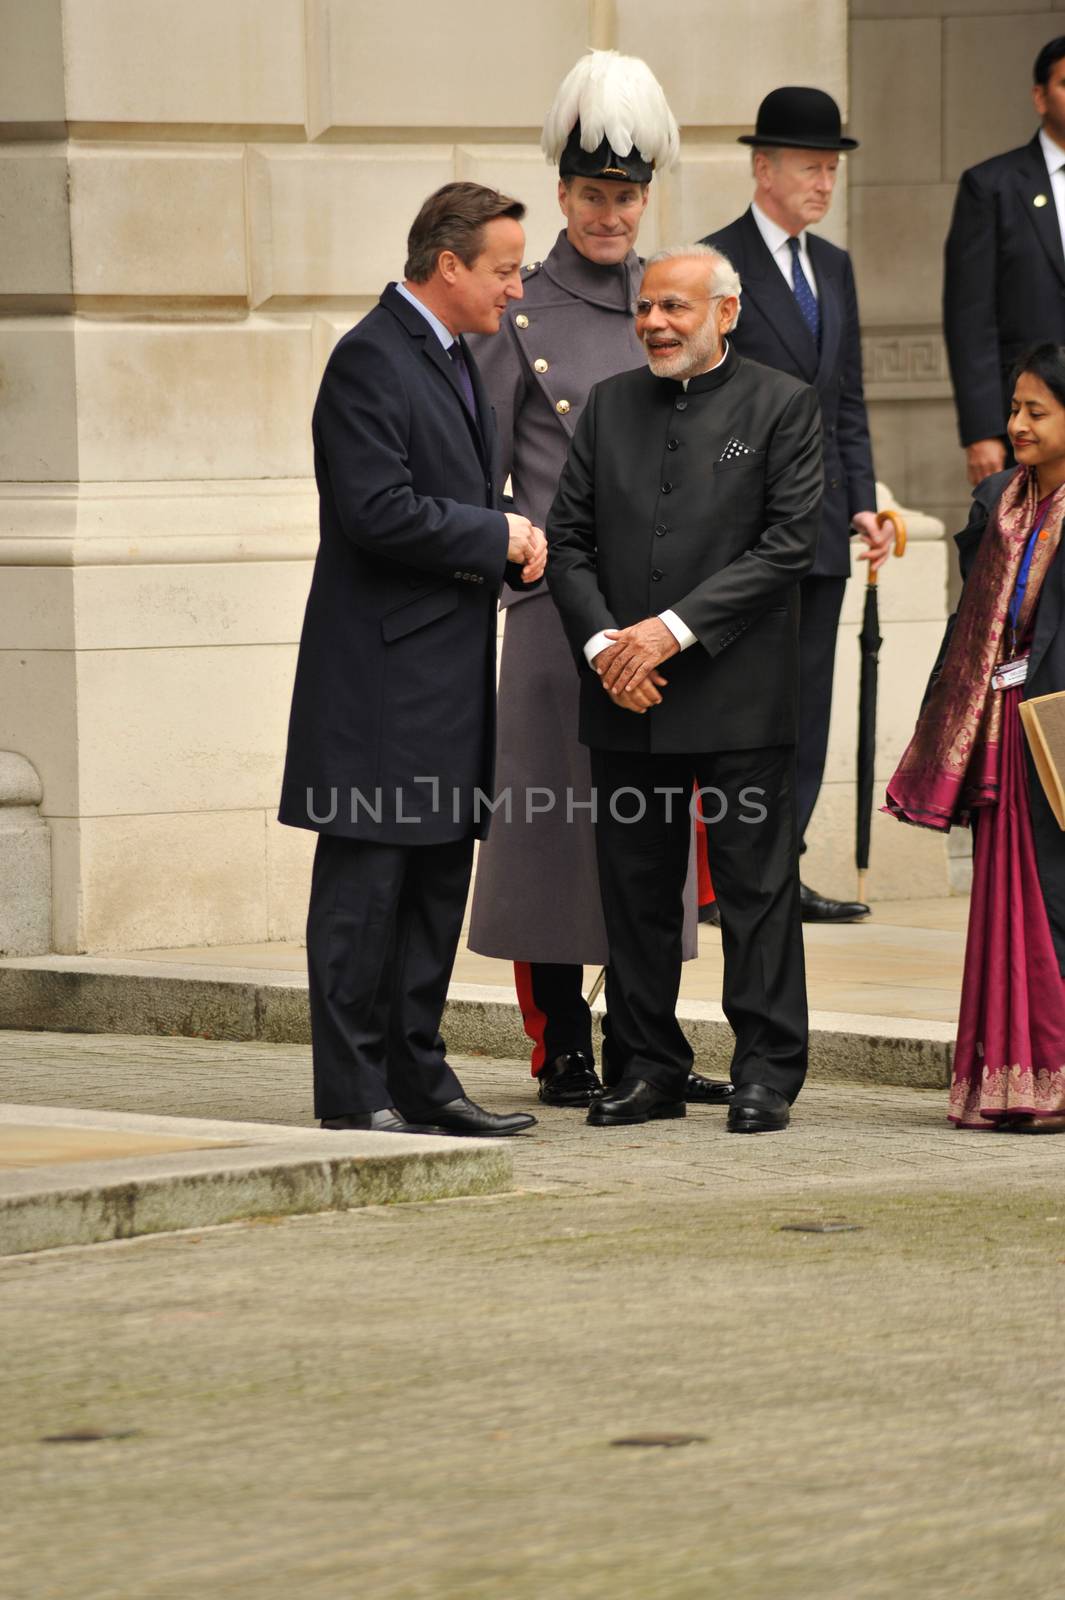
[449,341,478,420]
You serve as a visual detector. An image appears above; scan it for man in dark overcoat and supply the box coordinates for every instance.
[944,36,1065,486]
[278,183,545,1136]
[702,87,893,925]
[547,246,823,1133]
[466,49,719,1109]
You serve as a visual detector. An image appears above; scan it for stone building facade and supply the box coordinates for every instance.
[3,0,1043,952]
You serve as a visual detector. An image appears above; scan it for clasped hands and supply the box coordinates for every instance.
[593,617,680,714]
[505,514,547,584]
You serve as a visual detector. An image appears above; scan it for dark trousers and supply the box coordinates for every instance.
[513,962,594,1074]
[589,746,808,1104]
[306,832,473,1119]
[796,574,847,849]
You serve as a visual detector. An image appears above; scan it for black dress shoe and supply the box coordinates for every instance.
[685,1071,734,1105]
[424,1097,537,1137]
[537,1052,603,1107]
[320,1108,435,1134]
[698,900,721,927]
[726,1084,791,1134]
[587,1079,685,1127]
[800,881,870,924]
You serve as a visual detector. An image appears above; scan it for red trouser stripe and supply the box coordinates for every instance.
[513,960,547,1077]
[695,814,716,906]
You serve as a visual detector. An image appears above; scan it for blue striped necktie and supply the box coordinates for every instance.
[787,235,820,346]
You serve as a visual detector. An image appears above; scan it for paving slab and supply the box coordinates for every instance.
[0,1102,512,1257]
[2,1032,1064,1600]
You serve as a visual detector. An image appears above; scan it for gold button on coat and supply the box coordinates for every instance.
[555,399,571,415]
[1035,194,1049,208]
[534,358,549,373]
[515,314,529,328]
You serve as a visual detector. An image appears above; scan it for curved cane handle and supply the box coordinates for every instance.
[867,507,908,586]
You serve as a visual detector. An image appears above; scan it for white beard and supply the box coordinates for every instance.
[643,317,720,381]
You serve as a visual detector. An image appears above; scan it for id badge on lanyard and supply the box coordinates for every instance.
[991,653,1030,691]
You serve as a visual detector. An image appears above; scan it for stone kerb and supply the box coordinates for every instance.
[0,753,51,957]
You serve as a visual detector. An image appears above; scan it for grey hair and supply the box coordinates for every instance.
[749,147,784,176]
[643,243,742,325]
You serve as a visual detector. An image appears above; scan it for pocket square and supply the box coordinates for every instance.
[717,436,758,463]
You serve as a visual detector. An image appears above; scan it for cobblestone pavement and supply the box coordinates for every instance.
[2,1032,1064,1600]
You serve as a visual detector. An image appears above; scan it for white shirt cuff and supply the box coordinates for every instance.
[659,609,697,650]
[583,629,615,666]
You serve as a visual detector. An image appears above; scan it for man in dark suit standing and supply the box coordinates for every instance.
[279,183,545,1136]
[944,36,1065,486]
[547,245,823,1134]
[703,88,893,925]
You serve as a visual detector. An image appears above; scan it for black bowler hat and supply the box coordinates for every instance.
[738,86,858,152]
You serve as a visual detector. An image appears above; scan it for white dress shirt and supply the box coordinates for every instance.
[750,199,819,302]
[583,346,729,666]
[1038,128,1065,263]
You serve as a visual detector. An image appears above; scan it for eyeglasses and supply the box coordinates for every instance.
[633,293,724,318]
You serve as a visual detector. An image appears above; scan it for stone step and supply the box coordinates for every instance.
[0,1102,511,1256]
[0,954,955,1091]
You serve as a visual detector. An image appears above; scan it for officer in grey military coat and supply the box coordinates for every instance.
[467,51,726,1109]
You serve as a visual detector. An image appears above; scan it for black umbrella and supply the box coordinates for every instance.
[856,508,907,902]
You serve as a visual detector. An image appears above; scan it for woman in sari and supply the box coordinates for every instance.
[886,343,1065,1130]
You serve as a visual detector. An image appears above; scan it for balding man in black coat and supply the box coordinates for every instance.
[279,183,545,1137]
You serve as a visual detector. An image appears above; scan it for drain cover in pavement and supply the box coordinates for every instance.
[610,1433,708,1449]
[41,1430,140,1445]
[779,1222,863,1234]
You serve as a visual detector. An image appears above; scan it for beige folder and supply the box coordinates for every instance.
[1019,689,1065,830]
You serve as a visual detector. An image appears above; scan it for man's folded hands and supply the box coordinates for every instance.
[593,617,679,711]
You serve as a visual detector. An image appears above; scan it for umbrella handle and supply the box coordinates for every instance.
[867,508,908,586]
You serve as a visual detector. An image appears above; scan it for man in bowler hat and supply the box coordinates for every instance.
[702,87,894,924]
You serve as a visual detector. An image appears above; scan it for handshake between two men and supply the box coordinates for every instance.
[505,513,548,586]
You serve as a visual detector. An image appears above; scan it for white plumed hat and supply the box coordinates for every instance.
[541,49,680,182]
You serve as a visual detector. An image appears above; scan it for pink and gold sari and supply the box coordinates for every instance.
[885,468,1065,1126]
